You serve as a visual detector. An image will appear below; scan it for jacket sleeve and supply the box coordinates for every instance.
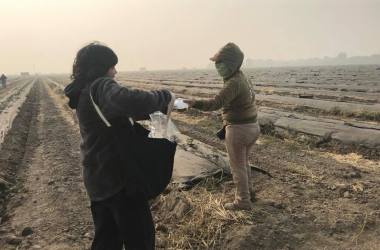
[94,78,172,121]
[192,79,240,111]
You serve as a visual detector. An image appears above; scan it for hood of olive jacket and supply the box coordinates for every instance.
[214,43,244,80]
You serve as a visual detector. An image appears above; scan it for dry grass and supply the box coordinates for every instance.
[329,106,380,121]
[290,105,380,122]
[285,162,321,182]
[153,179,254,249]
[357,110,380,121]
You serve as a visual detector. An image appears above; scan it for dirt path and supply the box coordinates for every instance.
[0,80,92,249]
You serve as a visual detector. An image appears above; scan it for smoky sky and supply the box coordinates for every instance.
[0,0,379,74]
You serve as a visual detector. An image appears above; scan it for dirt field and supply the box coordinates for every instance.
[0,65,379,249]
[0,79,92,249]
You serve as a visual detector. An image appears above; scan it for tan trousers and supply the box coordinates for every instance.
[225,122,260,204]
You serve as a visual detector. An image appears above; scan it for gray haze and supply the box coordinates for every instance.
[0,0,379,74]
[245,53,380,68]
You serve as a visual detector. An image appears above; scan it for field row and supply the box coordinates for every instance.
[0,78,36,149]
[46,75,380,156]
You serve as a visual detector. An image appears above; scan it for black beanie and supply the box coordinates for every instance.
[72,42,118,83]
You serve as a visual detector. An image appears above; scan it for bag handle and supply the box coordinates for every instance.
[89,88,112,127]
[90,85,135,127]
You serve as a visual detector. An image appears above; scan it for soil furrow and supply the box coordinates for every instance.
[0,80,92,250]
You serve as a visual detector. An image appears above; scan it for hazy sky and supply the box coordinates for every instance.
[0,0,379,74]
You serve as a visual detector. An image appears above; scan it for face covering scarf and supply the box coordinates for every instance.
[215,62,233,79]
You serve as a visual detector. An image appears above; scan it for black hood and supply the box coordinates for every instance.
[64,80,87,109]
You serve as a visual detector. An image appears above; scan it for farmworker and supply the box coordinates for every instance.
[188,43,260,211]
[64,42,174,250]
[1,74,7,88]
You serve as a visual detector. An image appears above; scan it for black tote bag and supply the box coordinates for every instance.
[90,88,177,200]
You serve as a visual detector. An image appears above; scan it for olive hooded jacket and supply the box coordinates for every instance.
[192,43,257,125]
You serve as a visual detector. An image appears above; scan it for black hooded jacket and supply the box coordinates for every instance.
[65,77,172,201]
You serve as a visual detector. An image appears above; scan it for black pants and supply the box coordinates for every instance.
[90,189,155,250]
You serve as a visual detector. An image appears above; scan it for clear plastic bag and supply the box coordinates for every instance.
[148,111,180,142]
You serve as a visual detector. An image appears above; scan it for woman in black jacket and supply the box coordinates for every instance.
[64,42,173,250]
